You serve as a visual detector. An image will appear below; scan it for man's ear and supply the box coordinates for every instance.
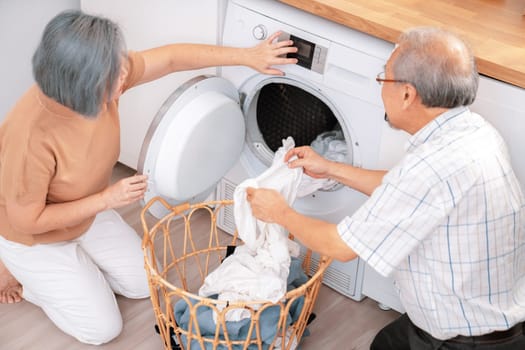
[401,84,418,109]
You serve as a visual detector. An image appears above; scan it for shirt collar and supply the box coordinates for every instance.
[405,106,469,152]
[35,85,84,119]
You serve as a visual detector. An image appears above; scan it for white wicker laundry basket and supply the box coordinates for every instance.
[141,196,332,350]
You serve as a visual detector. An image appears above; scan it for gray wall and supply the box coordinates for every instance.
[0,0,81,122]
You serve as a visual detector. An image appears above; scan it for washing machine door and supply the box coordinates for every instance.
[138,75,245,218]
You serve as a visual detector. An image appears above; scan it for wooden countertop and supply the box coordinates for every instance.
[278,0,525,89]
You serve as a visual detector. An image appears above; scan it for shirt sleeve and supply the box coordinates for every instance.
[1,124,54,210]
[337,164,449,277]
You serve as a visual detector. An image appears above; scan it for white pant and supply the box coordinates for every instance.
[0,209,150,345]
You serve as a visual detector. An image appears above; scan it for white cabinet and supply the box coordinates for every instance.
[362,264,405,313]
[471,75,525,188]
[80,0,224,169]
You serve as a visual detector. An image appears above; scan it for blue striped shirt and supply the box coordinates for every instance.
[338,107,525,340]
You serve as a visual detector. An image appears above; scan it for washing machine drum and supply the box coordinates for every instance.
[138,75,245,218]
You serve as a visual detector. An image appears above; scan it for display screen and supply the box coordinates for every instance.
[288,34,315,70]
[296,39,313,58]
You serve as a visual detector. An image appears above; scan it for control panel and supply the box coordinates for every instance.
[278,31,327,74]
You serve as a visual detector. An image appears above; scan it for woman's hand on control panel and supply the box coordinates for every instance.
[246,31,298,75]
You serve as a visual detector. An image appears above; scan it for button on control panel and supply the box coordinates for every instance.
[252,24,267,40]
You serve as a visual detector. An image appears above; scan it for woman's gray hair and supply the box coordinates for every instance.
[392,27,478,108]
[32,10,126,117]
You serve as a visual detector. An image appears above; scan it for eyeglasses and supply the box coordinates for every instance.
[376,71,408,85]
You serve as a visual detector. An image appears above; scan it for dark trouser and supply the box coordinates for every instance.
[370,314,525,350]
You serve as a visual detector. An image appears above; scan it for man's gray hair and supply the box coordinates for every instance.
[32,10,126,117]
[392,27,478,108]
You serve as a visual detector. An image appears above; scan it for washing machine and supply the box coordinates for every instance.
[138,0,409,305]
[216,0,410,303]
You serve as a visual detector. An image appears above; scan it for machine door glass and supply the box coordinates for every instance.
[242,77,352,178]
[138,75,245,218]
[257,82,340,154]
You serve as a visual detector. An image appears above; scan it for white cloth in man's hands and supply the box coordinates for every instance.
[199,136,316,321]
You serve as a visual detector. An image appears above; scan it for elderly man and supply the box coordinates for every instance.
[246,27,525,349]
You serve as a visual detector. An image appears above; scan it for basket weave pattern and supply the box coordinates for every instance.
[141,197,331,350]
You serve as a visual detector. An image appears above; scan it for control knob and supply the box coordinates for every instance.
[252,24,267,40]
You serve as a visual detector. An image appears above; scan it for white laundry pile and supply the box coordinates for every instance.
[310,130,347,163]
[198,136,327,322]
[307,130,348,191]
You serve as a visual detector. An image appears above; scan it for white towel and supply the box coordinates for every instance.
[198,137,326,321]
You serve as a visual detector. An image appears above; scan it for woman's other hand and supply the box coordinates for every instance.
[102,174,148,209]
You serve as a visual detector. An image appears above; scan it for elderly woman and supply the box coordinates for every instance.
[0,10,297,344]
